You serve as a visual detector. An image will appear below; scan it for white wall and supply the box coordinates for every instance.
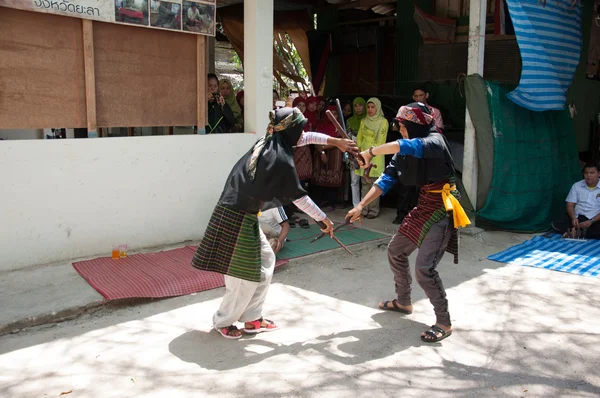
[0,134,258,271]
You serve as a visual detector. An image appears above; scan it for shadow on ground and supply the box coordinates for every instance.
[169,313,429,370]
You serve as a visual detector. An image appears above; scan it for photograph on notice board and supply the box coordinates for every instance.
[115,0,149,26]
[182,1,214,35]
[150,0,182,31]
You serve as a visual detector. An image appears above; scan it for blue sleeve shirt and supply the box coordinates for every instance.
[398,138,424,158]
[374,138,429,194]
[374,173,397,195]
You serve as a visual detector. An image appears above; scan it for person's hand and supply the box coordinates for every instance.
[572,217,580,228]
[217,95,226,107]
[319,218,334,237]
[320,151,328,165]
[580,220,593,229]
[333,138,359,155]
[274,239,284,253]
[357,150,372,169]
[346,205,364,224]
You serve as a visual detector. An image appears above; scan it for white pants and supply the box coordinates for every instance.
[350,170,361,207]
[213,230,276,328]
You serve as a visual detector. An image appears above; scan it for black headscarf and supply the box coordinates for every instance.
[218,107,308,214]
[396,102,437,139]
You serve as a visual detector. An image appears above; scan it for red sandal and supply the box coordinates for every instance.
[244,318,279,334]
[215,325,243,340]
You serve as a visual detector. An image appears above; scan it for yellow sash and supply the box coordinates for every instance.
[427,184,471,229]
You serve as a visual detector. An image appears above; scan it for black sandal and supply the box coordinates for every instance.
[299,219,310,229]
[289,218,296,228]
[378,299,412,314]
[421,325,452,343]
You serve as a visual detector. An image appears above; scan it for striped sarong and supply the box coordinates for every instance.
[312,147,344,188]
[399,180,460,263]
[192,205,261,282]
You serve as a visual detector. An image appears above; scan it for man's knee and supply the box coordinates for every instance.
[387,245,407,264]
[415,265,428,283]
[387,237,414,269]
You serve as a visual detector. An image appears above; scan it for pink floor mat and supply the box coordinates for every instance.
[73,246,289,300]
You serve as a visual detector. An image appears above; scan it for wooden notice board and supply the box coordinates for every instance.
[0,6,207,132]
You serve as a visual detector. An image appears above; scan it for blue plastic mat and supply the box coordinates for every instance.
[488,235,600,278]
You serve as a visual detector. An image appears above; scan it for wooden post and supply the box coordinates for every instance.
[197,35,207,134]
[82,20,98,138]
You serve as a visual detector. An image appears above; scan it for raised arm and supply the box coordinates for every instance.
[357,137,445,168]
[297,131,358,155]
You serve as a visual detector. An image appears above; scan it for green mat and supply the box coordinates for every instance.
[276,223,389,260]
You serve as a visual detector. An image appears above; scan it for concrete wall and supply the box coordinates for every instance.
[0,129,44,140]
[0,134,258,271]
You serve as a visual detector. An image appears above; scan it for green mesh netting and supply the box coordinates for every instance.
[476,82,581,232]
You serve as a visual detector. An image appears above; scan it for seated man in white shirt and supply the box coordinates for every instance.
[552,163,600,239]
[258,207,291,253]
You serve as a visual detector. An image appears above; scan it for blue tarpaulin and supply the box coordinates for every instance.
[505,0,582,111]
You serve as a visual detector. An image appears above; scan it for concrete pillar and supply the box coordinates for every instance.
[243,0,274,134]
[463,0,486,211]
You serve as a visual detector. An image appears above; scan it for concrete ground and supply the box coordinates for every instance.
[1,208,599,397]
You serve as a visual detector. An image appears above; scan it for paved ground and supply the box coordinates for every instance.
[1,208,599,397]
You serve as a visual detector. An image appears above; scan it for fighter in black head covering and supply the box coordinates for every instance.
[193,106,358,339]
[346,102,470,344]
[219,107,311,213]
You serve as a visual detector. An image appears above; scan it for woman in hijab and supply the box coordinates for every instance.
[304,96,319,131]
[292,96,312,183]
[346,97,366,135]
[312,105,345,210]
[343,102,353,120]
[346,97,367,207]
[207,73,235,134]
[292,96,307,116]
[346,102,469,343]
[192,107,358,339]
[355,97,388,218]
[236,89,244,121]
[219,79,243,132]
[317,96,327,122]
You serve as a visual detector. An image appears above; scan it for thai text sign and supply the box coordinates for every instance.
[0,0,216,36]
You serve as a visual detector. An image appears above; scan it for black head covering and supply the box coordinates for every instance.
[396,102,437,139]
[218,107,308,214]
